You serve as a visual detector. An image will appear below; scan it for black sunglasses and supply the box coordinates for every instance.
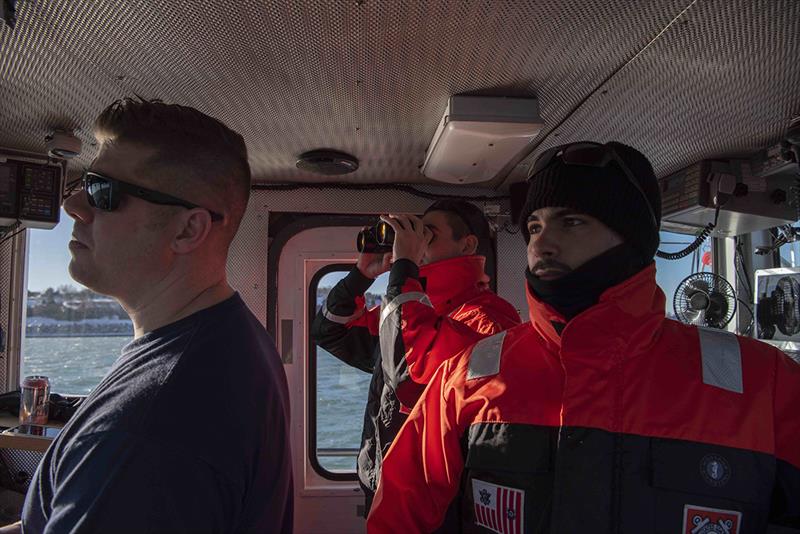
[528,142,657,227]
[81,171,224,222]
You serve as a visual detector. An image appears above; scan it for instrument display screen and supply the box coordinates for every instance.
[0,159,62,229]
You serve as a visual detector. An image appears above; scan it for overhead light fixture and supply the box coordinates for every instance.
[45,130,82,159]
[421,95,542,184]
[296,149,359,175]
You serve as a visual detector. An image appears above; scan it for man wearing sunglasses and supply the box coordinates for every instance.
[368,142,800,533]
[14,99,293,534]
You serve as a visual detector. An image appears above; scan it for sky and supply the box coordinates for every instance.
[27,209,83,292]
[26,213,796,314]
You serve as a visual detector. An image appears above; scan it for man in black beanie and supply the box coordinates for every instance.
[369,142,800,533]
[520,141,661,324]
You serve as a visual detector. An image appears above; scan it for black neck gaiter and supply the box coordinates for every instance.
[526,243,648,322]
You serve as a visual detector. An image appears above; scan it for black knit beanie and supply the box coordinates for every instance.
[519,142,662,263]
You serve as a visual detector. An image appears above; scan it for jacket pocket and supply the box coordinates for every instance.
[650,438,775,533]
[460,422,557,534]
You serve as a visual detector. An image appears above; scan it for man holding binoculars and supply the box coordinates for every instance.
[311,200,520,515]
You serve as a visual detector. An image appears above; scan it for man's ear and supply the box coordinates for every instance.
[461,234,479,255]
[171,209,214,254]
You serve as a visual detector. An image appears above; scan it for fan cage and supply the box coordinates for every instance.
[673,272,736,329]
[773,277,800,336]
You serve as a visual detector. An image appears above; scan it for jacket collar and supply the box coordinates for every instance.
[526,263,666,356]
[419,255,489,314]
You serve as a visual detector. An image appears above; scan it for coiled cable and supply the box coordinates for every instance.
[656,205,719,260]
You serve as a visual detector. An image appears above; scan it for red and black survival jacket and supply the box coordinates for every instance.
[310,255,520,505]
[367,264,800,533]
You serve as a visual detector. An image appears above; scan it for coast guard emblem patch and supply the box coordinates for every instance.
[471,478,524,534]
[683,504,741,534]
[700,454,731,487]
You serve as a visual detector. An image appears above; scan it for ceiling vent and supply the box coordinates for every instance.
[296,149,359,175]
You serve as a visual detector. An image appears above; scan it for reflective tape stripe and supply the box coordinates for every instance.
[467,331,507,380]
[323,306,366,325]
[698,327,743,394]
[379,291,433,330]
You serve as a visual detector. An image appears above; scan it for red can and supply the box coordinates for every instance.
[20,375,50,425]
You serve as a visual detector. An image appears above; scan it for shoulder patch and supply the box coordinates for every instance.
[467,331,507,380]
[697,327,743,394]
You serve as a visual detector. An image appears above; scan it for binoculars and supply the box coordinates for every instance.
[357,221,395,253]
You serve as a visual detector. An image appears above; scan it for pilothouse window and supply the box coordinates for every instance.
[779,240,800,268]
[309,267,388,477]
[22,209,132,394]
[655,230,712,320]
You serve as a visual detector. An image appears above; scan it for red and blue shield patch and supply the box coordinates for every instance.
[683,504,741,534]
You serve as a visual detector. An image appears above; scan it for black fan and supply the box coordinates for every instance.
[757,276,800,340]
[674,273,737,329]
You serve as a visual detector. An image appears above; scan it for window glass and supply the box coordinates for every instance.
[23,209,132,394]
[655,230,712,319]
[778,240,800,268]
[313,268,389,473]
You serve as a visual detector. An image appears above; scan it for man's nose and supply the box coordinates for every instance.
[529,227,559,258]
[62,190,94,224]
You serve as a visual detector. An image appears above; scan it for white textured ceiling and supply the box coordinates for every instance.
[0,0,798,188]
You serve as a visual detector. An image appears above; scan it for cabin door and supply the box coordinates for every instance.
[278,225,385,534]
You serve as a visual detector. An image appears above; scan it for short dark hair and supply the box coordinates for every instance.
[424,200,493,258]
[94,98,251,238]
[439,210,471,240]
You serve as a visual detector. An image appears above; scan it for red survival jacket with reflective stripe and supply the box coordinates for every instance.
[380,257,521,410]
[310,255,520,507]
[367,264,800,533]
